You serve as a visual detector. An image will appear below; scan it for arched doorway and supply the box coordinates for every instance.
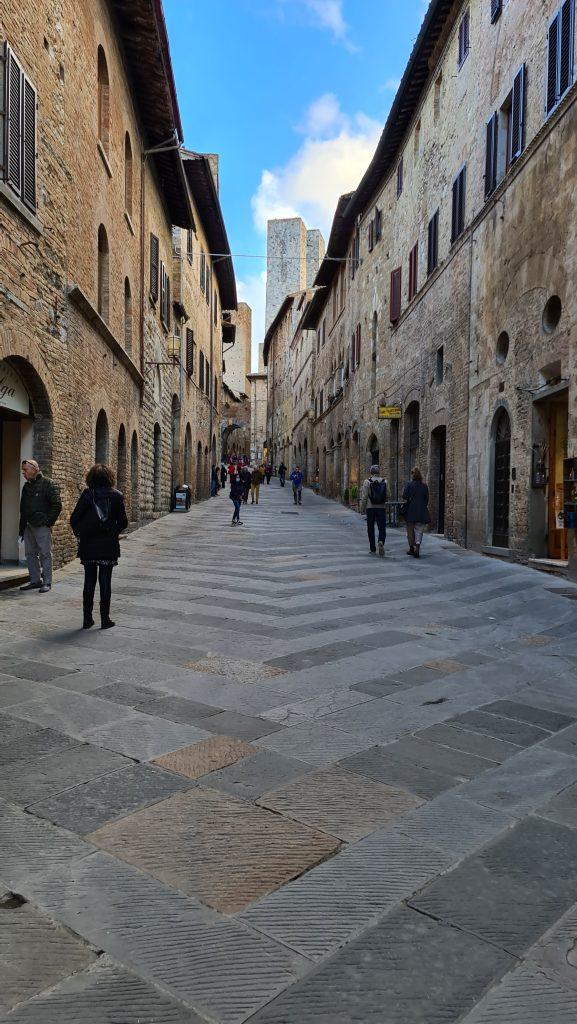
[130,430,139,520]
[171,395,180,493]
[366,433,379,473]
[153,423,162,510]
[95,409,109,463]
[0,357,52,565]
[430,426,446,534]
[117,424,127,495]
[405,401,420,475]
[492,409,511,547]
[184,424,192,485]
[196,441,203,500]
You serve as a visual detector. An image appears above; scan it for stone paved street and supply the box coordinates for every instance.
[2,484,577,1022]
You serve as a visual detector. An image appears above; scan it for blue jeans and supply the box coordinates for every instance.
[231,496,242,521]
[366,508,387,551]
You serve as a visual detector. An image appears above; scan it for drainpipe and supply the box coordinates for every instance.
[139,154,146,390]
[464,229,475,548]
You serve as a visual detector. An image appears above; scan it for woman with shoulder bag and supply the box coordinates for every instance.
[70,464,128,629]
[402,467,431,559]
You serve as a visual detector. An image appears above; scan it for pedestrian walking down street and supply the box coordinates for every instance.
[402,467,431,558]
[211,464,220,497]
[265,463,272,484]
[240,464,251,504]
[278,461,287,487]
[228,460,236,482]
[290,466,303,505]
[220,463,227,489]
[70,464,128,630]
[360,465,388,557]
[251,465,263,504]
[19,459,62,594]
[230,473,244,526]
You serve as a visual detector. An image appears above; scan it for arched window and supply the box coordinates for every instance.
[153,423,162,510]
[97,46,110,152]
[117,424,127,494]
[124,278,132,355]
[130,430,139,519]
[97,225,109,321]
[95,409,109,463]
[124,132,133,217]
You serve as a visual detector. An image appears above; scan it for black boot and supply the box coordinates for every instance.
[100,602,115,630]
[82,596,94,629]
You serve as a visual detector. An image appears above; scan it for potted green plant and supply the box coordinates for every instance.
[350,484,359,509]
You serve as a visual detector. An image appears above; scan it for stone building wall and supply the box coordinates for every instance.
[226,303,251,395]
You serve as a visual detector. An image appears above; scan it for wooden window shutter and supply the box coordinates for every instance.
[375,208,382,241]
[485,112,498,196]
[150,235,159,301]
[368,220,374,252]
[427,210,439,276]
[160,261,167,325]
[547,14,560,114]
[356,324,361,368]
[452,167,466,241]
[199,351,204,390]
[166,274,171,331]
[396,157,403,197]
[408,242,418,301]
[559,0,574,98]
[390,268,401,323]
[206,267,210,306]
[22,75,36,209]
[350,332,356,370]
[491,0,502,23]
[510,66,525,162]
[6,47,22,197]
[186,328,193,375]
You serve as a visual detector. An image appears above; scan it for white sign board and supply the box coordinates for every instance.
[0,361,29,415]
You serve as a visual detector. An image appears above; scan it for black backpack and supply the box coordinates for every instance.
[369,478,387,504]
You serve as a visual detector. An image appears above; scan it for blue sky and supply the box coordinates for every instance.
[163,0,429,364]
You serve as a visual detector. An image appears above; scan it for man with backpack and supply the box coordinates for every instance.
[360,464,387,557]
[290,465,303,505]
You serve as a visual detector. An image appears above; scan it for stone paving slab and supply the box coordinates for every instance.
[0,657,77,682]
[410,817,577,955]
[0,900,96,1013]
[528,903,577,993]
[239,829,452,960]
[447,709,553,746]
[6,691,137,739]
[0,679,59,709]
[30,762,194,834]
[542,722,577,757]
[416,722,522,762]
[248,905,514,1024]
[196,710,284,742]
[378,734,495,779]
[200,750,311,803]
[479,699,576,733]
[0,958,208,1023]
[0,744,129,806]
[339,745,459,799]
[88,786,341,913]
[460,963,577,1023]
[90,681,170,707]
[0,799,94,890]
[391,791,515,857]
[134,694,223,722]
[536,782,577,830]
[256,721,371,766]
[0,725,80,770]
[18,852,304,1024]
[457,747,577,815]
[265,630,413,672]
[154,736,259,779]
[257,765,423,842]
[84,715,212,760]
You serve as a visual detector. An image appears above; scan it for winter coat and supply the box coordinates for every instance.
[251,468,263,485]
[70,487,128,562]
[19,474,62,535]
[360,476,388,513]
[230,477,244,501]
[290,470,303,489]
[402,480,431,524]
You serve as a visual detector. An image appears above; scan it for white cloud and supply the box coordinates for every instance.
[275,0,357,50]
[251,95,381,238]
[379,77,401,94]
[237,269,268,370]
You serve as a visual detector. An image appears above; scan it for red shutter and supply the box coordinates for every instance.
[6,48,22,197]
[390,268,401,323]
[510,66,525,162]
[485,112,498,196]
[559,0,574,97]
[547,14,560,114]
[150,235,159,301]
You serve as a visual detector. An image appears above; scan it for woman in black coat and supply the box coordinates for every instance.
[70,464,128,629]
[402,467,431,558]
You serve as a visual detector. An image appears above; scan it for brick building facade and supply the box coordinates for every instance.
[0,0,236,572]
[266,0,577,575]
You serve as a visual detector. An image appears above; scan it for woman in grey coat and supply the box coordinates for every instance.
[402,467,431,558]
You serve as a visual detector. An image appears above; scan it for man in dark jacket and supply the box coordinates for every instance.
[360,465,388,557]
[19,460,62,593]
